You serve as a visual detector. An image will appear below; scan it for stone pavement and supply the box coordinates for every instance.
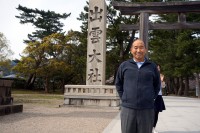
[103,96,200,133]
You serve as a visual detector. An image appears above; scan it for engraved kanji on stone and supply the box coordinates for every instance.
[89,27,102,44]
[90,6,103,22]
[89,49,102,63]
[87,68,101,82]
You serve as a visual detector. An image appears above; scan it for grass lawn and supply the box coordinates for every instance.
[12,89,64,106]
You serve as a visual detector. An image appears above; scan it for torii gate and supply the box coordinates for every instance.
[112,1,200,54]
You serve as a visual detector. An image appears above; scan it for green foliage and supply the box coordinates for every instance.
[13,30,87,89]
[15,5,74,91]
[16,5,71,43]
[13,33,70,91]
[0,32,13,61]
[0,33,14,76]
[149,13,200,79]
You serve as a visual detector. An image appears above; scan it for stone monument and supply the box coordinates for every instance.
[86,0,106,85]
[64,0,120,108]
[0,78,23,116]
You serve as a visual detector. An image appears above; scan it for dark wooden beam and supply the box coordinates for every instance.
[119,22,200,30]
[112,1,200,15]
[140,13,149,51]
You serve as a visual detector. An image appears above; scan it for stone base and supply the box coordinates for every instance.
[0,104,23,116]
[64,85,120,108]
[0,97,13,105]
[64,95,120,107]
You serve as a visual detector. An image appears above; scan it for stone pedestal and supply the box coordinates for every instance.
[0,78,23,116]
[64,85,120,108]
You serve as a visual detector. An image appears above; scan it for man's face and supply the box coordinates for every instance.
[130,40,147,62]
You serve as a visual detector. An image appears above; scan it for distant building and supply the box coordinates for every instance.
[0,60,18,77]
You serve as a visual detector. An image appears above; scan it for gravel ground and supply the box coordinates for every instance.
[0,99,119,133]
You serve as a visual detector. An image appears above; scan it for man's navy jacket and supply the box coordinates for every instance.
[115,59,160,109]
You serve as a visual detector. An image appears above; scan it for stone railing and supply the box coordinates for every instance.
[64,85,118,96]
[64,85,120,107]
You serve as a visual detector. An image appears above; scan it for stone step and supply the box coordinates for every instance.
[0,104,23,116]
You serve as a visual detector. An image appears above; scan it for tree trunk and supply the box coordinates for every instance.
[194,73,200,98]
[184,76,189,96]
[178,76,184,96]
[44,77,49,93]
[52,79,55,92]
[166,77,171,95]
[164,77,169,96]
[168,77,176,94]
[174,77,179,95]
[62,78,65,93]
[25,73,36,90]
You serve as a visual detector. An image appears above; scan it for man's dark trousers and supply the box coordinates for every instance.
[121,106,154,133]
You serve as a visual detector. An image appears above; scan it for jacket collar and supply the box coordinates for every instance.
[129,57,150,63]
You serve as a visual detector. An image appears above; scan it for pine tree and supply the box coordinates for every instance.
[16,5,71,43]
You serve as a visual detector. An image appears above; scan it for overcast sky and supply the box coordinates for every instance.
[0,0,87,60]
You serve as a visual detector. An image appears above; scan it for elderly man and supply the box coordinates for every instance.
[115,39,160,133]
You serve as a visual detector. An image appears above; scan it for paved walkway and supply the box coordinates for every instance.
[103,96,200,133]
